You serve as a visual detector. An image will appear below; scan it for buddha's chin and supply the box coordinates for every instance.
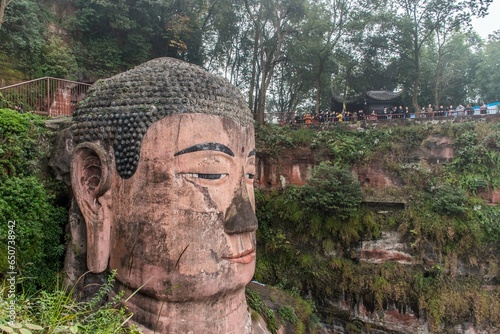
[115,261,255,302]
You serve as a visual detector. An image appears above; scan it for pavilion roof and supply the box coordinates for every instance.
[331,91,363,104]
[365,90,403,101]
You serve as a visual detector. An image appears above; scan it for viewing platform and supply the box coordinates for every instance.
[0,77,91,117]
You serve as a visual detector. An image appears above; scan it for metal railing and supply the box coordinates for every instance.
[0,77,92,117]
[266,109,499,125]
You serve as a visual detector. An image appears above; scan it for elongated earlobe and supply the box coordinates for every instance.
[70,143,113,273]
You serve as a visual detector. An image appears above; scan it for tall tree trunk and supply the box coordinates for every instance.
[434,53,443,108]
[248,27,259,115]
[0,0,11,30]
[256,80,266,124]
[434,31,447,108]
[256,49,271,125]
[314,59,325,115]
[411,29,420,112]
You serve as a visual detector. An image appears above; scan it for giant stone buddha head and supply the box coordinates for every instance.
[68,57,257,333]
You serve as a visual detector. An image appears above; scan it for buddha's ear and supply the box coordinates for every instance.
[70,142,113,273]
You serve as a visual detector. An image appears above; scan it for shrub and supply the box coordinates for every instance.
[0,271,141,333]
[0,109,66,291]
[430,184,467,216]
[0,109,48,177]
[0,176,66,291]
[299,162,362,220]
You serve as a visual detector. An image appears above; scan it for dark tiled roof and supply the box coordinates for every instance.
[331,91,363,103]
[366,90,403,101]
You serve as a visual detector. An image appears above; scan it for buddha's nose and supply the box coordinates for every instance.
[223,180,258,234]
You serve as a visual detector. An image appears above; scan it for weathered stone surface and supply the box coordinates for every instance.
[251,123,498,333]
[478,188,500,205]
[47,117,73,186]
[354,164,402,189]
[256,148,315,189]
[358,231,413,265]
[355,302,427,334]
[419,135,454,163]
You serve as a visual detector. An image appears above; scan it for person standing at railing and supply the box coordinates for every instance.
[396,105,404,119]
[319,112,325,123]
[336,112,343,122]
[13,103,24,113]
[465,104,474,115]
[382,106,388,119]
[357,110,364,121]
[437,105,445,117]
[479,102,487,115]
[427,104,434,118]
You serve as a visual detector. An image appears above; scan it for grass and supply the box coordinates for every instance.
[0,271,141,334]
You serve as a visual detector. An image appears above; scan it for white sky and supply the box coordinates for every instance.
[470,0,500,39]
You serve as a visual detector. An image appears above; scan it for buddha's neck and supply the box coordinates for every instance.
[112,283,252,334]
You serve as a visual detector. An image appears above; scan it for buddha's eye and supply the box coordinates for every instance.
[184,173,228,180]
[246,173,255,180]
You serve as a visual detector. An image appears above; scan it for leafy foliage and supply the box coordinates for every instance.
[0,0,47,76]
[0,271,141,333]
[0,109,47,177]
[0,109,67,291]
[429,183,468,216]
[35,36,78,80]
[246,289,280,334]
[0,176,66,291]
[246,285,316,334]
[476,32,500,102]
[446,122,500,191]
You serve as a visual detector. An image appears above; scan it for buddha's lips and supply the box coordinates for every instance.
[222,248,256,264]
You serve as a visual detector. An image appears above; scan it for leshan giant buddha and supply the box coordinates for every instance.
[67,58,258,333]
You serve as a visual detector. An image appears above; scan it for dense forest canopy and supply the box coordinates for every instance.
[0,0,499,123]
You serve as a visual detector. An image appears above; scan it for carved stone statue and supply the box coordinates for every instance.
[66,57,257,333]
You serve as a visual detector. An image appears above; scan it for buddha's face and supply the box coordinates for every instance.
[108,113,257,301]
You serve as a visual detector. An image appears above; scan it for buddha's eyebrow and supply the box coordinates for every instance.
[174,142,235,157]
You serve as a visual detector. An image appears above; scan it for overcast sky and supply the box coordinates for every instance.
[470,0,500,39]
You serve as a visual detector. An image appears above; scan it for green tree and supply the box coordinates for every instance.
[330,2,404,106]
[35,36,78,79]
[475,31,500,102]
[304,0,352,114]
[300,162,362,220]
[203,0,253,83]
[392,0,492,111]
[0,0,13,30]
[244,0,306,124]
[70,0,176,79]
[0,0,47,77]
[419,32,479,106]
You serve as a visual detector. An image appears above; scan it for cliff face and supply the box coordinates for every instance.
[254,117,500,334]
[256,116,500,205]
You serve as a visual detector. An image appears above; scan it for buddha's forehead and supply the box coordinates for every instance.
[141,113,254,157]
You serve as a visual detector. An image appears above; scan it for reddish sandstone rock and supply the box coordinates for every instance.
[358,231,413,265]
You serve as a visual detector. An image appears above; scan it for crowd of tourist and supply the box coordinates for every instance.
[287,102,499,125]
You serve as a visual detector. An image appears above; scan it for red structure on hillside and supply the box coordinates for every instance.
[0,77,91,117]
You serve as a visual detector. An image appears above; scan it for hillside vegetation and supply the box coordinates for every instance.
[254,121,500,332]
